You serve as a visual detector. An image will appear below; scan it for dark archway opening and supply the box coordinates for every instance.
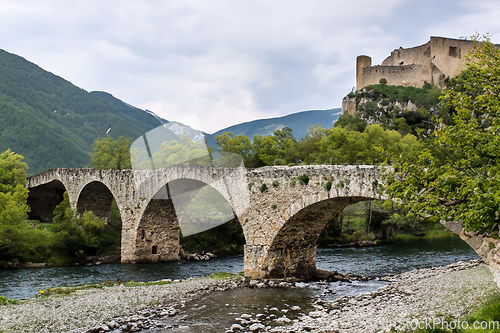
[264,197,367,279]
[317,199,455,248]
[179,183,244,256]
[76,181,122,259]
[27,180,66,223]
[135,178,245,263]
[77,181,114,223]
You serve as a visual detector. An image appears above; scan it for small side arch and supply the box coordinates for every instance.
[77,181,116,223]
[27,179,67,223]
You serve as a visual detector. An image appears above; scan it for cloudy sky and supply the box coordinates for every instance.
[1,0,499,133]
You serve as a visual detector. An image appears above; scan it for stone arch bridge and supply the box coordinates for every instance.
[26,165,385,279]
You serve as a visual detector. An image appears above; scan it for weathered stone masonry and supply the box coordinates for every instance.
[27,165,386,279]
[240,165,384,279]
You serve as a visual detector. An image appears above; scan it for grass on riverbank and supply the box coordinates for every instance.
[378,223,459,245]
[0,296,19,305]
[14,272,244,301]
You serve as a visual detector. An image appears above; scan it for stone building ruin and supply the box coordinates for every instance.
[356,36,475,90]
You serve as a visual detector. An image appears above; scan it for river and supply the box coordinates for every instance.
[0,236,477,301]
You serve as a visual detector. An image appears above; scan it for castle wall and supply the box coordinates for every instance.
[381,41,431,67]
[357,36,477,90]
[429,36,474,79]
[362,63,431,88]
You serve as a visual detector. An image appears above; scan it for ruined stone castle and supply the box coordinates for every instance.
[356,36,475,90]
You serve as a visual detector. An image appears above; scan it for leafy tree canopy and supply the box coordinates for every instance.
[0,150,51,263]
[90,136,132,170]
[387,35,500,233]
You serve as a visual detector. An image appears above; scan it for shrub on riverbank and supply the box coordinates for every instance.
[48,192,121,263]
[1,150,121,267]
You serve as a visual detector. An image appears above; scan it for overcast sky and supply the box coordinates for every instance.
[1,0,499,133]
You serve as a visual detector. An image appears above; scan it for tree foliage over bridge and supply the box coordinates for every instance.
[388,35,500,233]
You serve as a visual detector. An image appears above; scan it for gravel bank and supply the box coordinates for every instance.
[1,260,497,333]
[0,277,240,333]
[272,260,499,333]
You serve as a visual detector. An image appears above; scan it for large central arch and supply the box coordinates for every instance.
[241,165,384,279]
[262,196,370,279]
[131,178,240,263]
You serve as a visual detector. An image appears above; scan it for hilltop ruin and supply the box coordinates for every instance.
[356,36,475,90]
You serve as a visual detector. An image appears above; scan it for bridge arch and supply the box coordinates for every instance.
[76,181,117,223]
[27,179,67,223]
[255,196,373,279]
[132,177,240,263]
[242,165,384,279]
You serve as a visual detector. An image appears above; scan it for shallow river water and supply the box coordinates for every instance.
[0,236,481,332]
[0,236,477,301]
[147,237,480,332]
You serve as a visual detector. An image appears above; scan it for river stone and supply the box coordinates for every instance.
[275,315,291,324]
[240,319,252,326]
[231,323,244,331]
[249,323,266,331]
[249,280,259,287]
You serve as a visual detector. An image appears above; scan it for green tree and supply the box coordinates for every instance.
[90,136,132,169]
[387,35,500,233]
[150,134,211,167]
[215,132,253,166]
[252,127,298,166]
[51,192,119,261]
[0,150,51,263]
[298,124,422,165]
[0,150,30,261]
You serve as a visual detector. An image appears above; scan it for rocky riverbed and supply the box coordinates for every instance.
[0,277,242,333]
[271,260,498,333]
[0,260,497,333]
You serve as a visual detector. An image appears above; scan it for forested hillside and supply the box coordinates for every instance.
[0,49,162,174]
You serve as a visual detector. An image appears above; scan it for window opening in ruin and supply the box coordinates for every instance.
[141,229,145,240]
[152,245,157,254]
[449,46,458,57]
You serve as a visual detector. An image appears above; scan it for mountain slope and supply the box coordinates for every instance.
[90,91,167,131]
[0,49,162,174]
[0,48,342,174]
[205,109,342,149]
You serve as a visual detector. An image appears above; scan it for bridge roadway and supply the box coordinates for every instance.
[26,164,385,279]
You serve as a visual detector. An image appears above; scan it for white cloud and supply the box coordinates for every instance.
[0,0,498,133]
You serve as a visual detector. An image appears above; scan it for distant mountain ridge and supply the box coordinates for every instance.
[204,109,342,149]
[0,48,341,174]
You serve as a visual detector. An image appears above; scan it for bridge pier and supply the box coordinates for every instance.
[244,244,317,279]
